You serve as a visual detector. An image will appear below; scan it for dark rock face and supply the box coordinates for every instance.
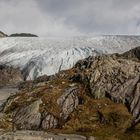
[0,65,23,87]
[130,83,140,127]
[122,46,140,60]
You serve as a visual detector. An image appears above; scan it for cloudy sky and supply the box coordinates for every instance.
[0,0,140,37]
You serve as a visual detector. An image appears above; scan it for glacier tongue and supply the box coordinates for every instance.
[0,36,140,80]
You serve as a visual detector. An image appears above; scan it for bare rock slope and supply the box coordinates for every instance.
[0,47,140,139]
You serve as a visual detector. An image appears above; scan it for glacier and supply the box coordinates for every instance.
[0,35,140,80]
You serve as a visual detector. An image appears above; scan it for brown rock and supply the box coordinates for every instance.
[13,99,42,130]
[57,87,79,120]
[41,112,58,129]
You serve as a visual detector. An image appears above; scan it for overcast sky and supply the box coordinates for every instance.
[0,0,140,37]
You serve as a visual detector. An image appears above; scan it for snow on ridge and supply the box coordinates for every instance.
[0,36,140,80]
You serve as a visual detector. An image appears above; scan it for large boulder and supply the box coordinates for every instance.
[1,84,80,130]
[13,99,42,130]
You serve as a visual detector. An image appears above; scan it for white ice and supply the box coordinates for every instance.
[0,36,140,80]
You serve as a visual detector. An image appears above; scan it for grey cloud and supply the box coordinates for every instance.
[0,0,82,37]
[37,0,140,34]
[0,0,140,36]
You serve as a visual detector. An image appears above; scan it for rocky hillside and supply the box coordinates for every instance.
[0,47,140,139]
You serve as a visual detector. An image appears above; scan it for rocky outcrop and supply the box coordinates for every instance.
[74,51,140,128]
[122,46,140,60]
[1,83,80,130]
[0,47,140,139]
